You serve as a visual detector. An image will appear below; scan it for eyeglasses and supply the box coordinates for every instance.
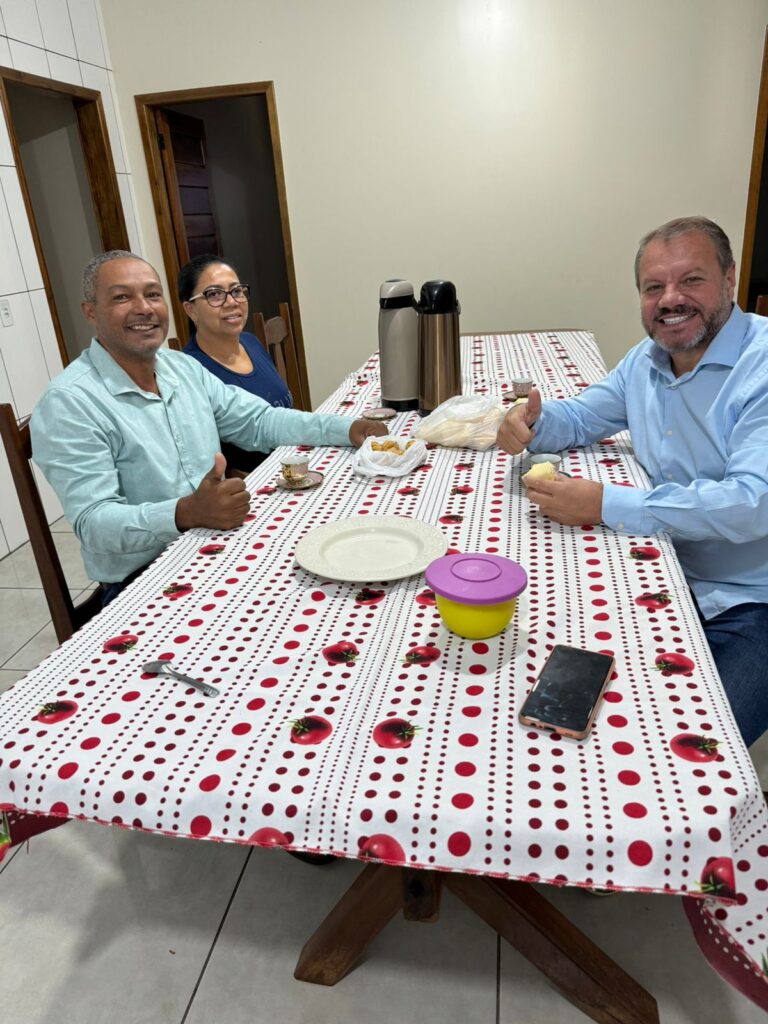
[188,284,250,307]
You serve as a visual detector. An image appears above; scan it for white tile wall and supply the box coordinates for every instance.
[0,1,44,48]
[0,1,141,554]
[0,291,53,418]
[67,0,106,68]
[7,38,49,77]
[35,0,77,58]
[47,51,81,85]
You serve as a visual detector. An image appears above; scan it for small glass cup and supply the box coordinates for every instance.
[281,454,309,483]
[512,372,534,399]
[529,453,562,470]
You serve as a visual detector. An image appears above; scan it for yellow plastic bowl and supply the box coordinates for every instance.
[435,594,518,639]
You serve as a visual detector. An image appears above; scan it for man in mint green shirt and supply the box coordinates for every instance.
[31,251,383,597]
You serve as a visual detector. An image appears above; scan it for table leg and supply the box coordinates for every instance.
[294,862,402,985]
[445,874,659,1024]
[402,867,442,922]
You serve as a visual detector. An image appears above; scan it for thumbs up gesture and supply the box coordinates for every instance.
[175,453,251,531]
[496,387,542,455]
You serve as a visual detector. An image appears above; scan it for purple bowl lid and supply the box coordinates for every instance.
[424,553,527,606]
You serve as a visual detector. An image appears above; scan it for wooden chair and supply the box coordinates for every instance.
[166,336,183,351]
[756,296,768,317]
[0,404,102,645]
[253,303,310,410]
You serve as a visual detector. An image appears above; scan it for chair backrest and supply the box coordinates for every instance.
[167,336,184,351]
[0,404,102,644]
[253,303,309,410]
[756,296,768,317]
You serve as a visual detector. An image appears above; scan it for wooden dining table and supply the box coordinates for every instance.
[1,330,767,1022]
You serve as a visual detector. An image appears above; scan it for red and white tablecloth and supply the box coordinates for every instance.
[1,332,767,1007]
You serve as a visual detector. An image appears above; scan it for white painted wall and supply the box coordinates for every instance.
[0,0,767,557]
[0,0,142,554]
[101,0,768,406]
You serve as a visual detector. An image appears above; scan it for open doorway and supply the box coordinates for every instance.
[135,83,311,409]
[0,66,128,365]
[739,28,768,311]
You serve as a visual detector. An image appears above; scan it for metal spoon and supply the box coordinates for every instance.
[141,661,220,698]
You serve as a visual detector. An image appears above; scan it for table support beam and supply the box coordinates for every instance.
[402,867,442,922]
[294,863,402,985]
[445,874,659,1024]
[295,864,659,1024]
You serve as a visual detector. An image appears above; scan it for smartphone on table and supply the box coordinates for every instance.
[518,645,615,740]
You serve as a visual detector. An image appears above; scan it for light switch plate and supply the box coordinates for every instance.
[0,299,12,328]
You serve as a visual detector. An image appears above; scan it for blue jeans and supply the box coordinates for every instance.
[695,600,768,748]
[99,564,148,609]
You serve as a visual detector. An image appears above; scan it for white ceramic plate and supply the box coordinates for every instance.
[295,515,448,583]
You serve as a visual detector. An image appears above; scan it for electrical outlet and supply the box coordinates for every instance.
[0,300,12,328]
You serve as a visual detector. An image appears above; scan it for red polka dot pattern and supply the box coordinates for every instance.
[0,333,766,1004]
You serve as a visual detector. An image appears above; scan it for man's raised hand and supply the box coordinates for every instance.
[496,387,542,455]
[175,453,251,531]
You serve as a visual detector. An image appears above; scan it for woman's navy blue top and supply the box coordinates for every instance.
[184,331,292,472]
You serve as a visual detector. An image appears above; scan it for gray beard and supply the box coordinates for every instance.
[649,299,733,356]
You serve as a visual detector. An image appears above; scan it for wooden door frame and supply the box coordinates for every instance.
[135,82,311,407]
[739,27,768,308]
[0,65,128,368]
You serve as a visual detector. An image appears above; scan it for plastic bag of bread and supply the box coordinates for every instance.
[413,395,506,451]
[353,435,428,477]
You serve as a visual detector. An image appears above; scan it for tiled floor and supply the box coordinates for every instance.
[2,522,768,1023]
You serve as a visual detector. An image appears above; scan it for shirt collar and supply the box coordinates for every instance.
[89,338,179,399]
[647,304,747,378]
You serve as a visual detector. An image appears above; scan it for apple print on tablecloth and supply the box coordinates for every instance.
[355,588,385,606]
[670,734,721,763]
[403,645,441,667]
[359,833,406,863]
[372,718,420,748]
[634,592,671,611]
[322,641,359,665]
[699,856,736,900]
[256,485,277,495]
[163,582,193,600]
[33,701,78,725]
[415,589,436,607]
[290,716,332,744]
[654,652,695,677]
[249,826,291,847]
[439,514,464,525]
[102,634,138,654]
[398,485,420,496]
[198,543,225,556]
[628,545,661,562]
[451,485,474,496]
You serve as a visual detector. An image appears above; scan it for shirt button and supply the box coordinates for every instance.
[617,522,625,529]
[666,430,673,437]
[666,473,673,480]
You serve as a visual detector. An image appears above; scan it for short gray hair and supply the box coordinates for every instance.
[634,217,734,288]
[82,250,148,302]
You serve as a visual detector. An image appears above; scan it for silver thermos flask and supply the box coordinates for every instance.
[378,280,419,411]
[418,280,461,415]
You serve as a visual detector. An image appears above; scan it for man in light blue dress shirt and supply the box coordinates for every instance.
[31,252,385,604]
[498,217,768,746]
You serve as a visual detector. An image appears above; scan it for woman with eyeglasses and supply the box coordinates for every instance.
[178,254,291,471]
